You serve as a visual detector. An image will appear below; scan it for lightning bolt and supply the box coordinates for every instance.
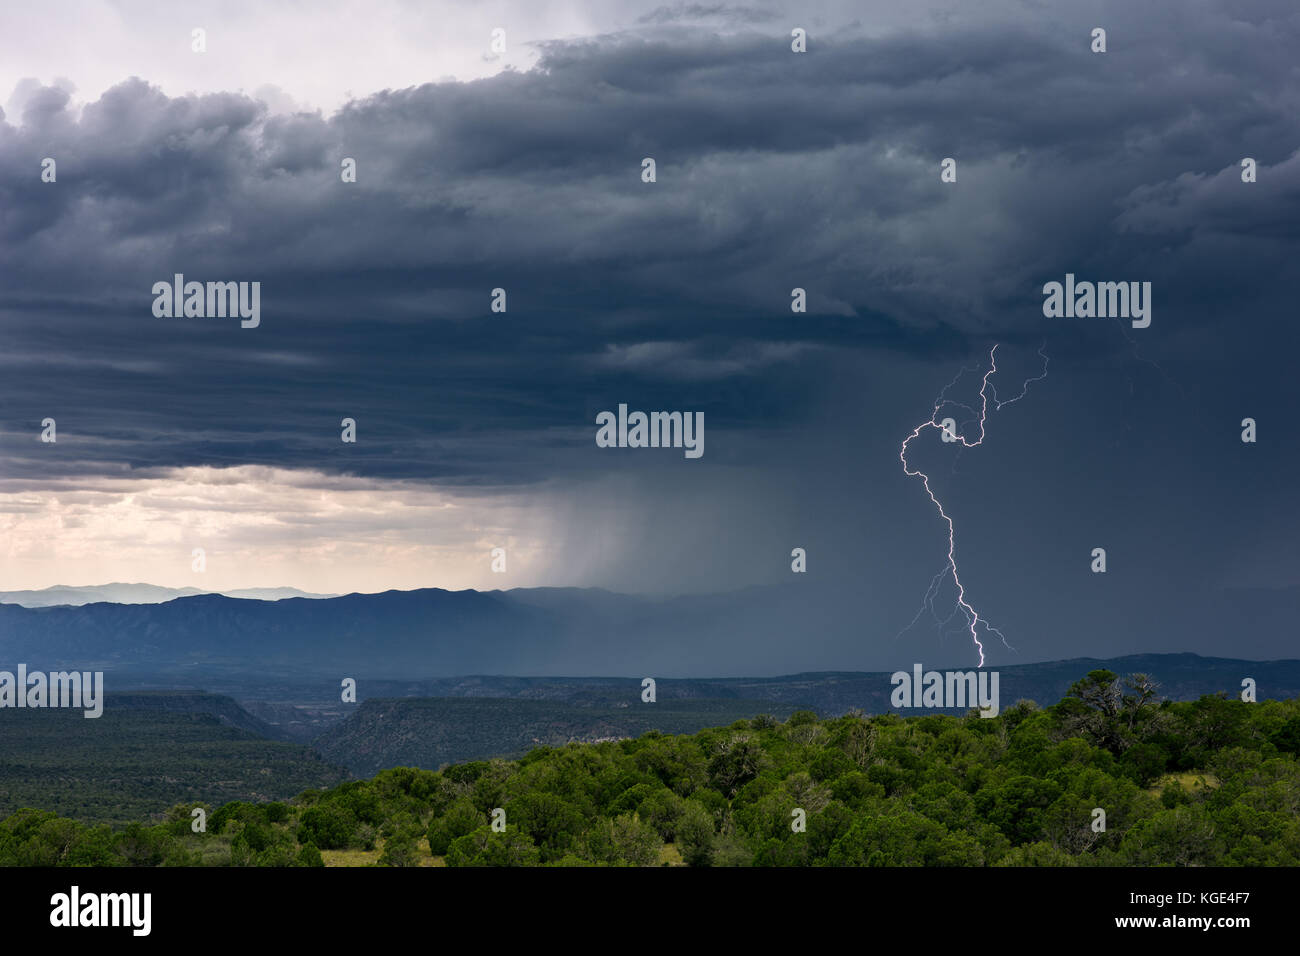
[897,344,1048,667]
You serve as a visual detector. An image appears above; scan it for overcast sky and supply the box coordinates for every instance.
[0,0,1296,666]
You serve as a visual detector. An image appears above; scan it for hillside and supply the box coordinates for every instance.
[340,654,1300,713]
[215,652,1300,743]
[101,690,283,738]
[0,694,348,824]
[312,697,796,776]
[306,654,1300,777]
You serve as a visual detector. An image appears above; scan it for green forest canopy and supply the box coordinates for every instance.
[3,671,1299,866]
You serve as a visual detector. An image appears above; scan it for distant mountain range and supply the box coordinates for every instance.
[0,582,337,607]
[1,584,1298,680]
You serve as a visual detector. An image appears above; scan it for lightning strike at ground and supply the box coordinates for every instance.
[897,344,1049,667]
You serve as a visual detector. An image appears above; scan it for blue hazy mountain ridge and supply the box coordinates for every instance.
[0,583,336,607]
[0,584,1298,680]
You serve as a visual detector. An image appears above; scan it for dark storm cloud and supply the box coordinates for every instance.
[0,4,1295,492]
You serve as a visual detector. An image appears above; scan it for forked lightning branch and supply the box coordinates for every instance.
[897,345,1048,667]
